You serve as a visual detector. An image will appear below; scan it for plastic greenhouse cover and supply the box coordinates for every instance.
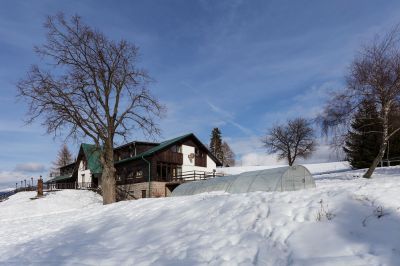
[171,165,315,196]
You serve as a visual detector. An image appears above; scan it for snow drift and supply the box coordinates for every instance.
[0,165,400,265]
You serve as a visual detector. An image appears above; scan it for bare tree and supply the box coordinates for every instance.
[17,13,164,204]
[53,144,74,169]
[263,118,316,166]
[221,141,235,166]
[319,26,400,178]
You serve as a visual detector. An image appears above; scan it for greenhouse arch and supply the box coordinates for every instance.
[171,165,316,196]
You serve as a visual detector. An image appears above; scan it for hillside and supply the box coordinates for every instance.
[0,164,399,265]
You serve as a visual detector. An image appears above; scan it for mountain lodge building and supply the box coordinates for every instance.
[47,133,222,199]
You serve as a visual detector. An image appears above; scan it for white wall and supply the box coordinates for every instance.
[77,160,92,187]
[181,145,217,173]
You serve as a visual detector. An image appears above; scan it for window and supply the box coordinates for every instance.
[171,145,182,153]
[195,148,203,157]
[156,163,181,181]
[127,171,135,180]
[141,190,147,198]
[173,166,182,178]
[177,166,182,177]
[136,170,143,178]
[157,164,162,179]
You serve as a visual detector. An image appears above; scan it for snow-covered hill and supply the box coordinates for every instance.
[1,165,400,265]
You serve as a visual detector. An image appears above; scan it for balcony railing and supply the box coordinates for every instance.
[169,170,224,183]
[45,182,98,190]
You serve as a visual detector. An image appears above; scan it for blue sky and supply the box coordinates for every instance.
[1,0,400,188]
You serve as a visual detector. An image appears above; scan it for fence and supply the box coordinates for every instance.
[170,170,224,183]
[45,182,97,191]
[381,156,400,167]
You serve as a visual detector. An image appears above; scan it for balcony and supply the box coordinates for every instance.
[154,150,183,164]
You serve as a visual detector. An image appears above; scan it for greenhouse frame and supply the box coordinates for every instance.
[171,165,316,196]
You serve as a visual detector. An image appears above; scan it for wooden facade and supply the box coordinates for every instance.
[59,162,76,176]
[114,141,158,161]
[115,134,221,185]
[50,133,222,199]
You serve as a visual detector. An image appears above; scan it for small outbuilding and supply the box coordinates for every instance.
[171,165,316,196]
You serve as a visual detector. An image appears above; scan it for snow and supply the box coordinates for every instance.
[0,164,400,265]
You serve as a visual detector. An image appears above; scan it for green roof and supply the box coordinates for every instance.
[81,144,103,174]
[47,175,72,183]
[115,133,193,165]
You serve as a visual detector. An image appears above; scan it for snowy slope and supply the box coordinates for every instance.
[0,166,400,265]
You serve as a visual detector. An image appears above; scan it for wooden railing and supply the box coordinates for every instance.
[77,182,97,189]
[46,182,77,190]
[45,182,98,190]
[170,170,224,183]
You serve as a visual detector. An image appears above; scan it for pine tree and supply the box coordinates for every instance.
[53,144,74,169]
[343,100,381,169]
[221,141,235,166]
[209,128,223,160]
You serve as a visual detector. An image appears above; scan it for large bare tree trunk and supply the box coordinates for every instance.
[17,14,164,205]
[364,141,387,178]
[101,142,116,204]
[288,156,293,166]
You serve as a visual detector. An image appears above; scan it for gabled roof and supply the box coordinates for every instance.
[78,143,103,174]
[115,133,222,166]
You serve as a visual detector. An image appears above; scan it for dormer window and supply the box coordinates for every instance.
[170,145,182,153]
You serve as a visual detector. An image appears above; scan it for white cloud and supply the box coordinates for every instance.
[0,164,47,190]
[228,136,344,166]
[0,170,27,190]
[14,162,46,173]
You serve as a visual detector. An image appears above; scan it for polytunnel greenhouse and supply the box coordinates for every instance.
[171,165,316,196]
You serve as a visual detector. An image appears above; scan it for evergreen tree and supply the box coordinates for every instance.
[221,141,235,166]
[209,128,223,161]
[343,100,381,169]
